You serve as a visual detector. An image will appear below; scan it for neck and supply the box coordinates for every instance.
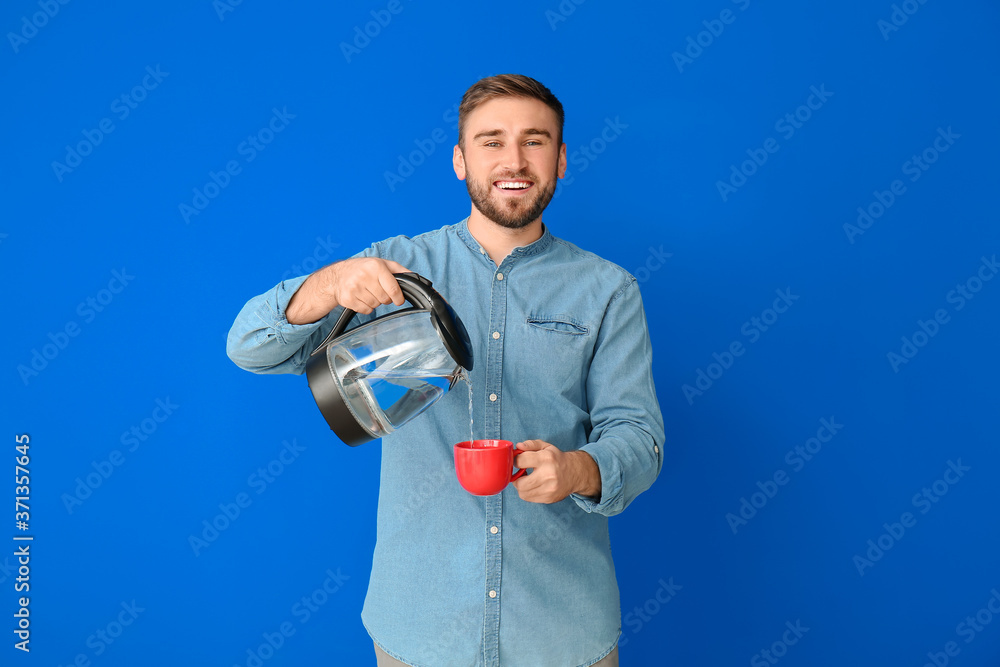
[467,209,544,266]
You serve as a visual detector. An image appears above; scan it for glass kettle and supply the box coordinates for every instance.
[306,272,473,446]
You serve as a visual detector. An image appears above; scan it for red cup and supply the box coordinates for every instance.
[454,439,526,496]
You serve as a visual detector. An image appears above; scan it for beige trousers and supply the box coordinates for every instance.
[374,642,619,667]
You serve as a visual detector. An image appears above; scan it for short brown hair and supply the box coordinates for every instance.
[457,74,565,148]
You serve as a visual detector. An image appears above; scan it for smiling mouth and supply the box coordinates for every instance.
[494,179,534,193]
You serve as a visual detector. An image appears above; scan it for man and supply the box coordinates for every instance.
[227,74,665,667]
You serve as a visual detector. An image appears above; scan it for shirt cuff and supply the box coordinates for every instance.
[570,443,625,516]
[263,274,343,346]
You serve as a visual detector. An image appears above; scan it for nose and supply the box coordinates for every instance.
[501,143,529,173]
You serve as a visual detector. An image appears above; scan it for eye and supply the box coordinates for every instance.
[484,141,502,148]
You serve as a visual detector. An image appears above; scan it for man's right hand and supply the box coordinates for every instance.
[285,257,412,325]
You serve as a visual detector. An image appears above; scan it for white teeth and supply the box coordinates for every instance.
[497,181,531,189]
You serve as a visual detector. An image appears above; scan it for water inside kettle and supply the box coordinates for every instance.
[340,363,460,436]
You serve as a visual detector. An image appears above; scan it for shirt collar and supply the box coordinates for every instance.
[456,216,554,260]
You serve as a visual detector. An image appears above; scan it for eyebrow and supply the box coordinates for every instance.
[472,128,553,141]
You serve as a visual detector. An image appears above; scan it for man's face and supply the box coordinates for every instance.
[453,97,567,230]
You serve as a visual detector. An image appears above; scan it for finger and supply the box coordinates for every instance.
[512,472,538,494]
[512,479,533,503]
[348,297,375,315]
[513,471,552,503]
[361,283,395,309]
[364,282,394,307]
[377,272,406,306]
[514,450,540,471]
[350,303,373,315]
[348,288,381,314]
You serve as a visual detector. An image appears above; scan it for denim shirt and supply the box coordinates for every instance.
[227,218,665,667]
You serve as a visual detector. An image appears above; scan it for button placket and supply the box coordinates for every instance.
[482,256,511,667]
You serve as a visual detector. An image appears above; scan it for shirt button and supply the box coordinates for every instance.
[488,590,497,598]
[654,445,660,455]
[489,393,497,402]
[480,248,486,254]
[492,331,500,340]
[496,272,504,281]
[490,526,499,534]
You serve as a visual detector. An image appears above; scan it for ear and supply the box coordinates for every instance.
[453,144,466,180]
[557,142,567,179]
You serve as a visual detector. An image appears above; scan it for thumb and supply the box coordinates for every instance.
[515,439,547,451]
[383,260,412,275]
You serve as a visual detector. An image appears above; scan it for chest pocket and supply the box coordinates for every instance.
[522,315,593,400]
[525,315,590,336]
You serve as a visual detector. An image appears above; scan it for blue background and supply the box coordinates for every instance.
[3,0,999,665]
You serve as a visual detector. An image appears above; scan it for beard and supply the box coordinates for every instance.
[465,168,557,230]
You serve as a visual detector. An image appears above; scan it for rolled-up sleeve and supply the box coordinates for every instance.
[226,247,378,375]
[572,278,665,517]
[225,274,342,375]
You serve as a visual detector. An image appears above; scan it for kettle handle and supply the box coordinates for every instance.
[308,272,436,356]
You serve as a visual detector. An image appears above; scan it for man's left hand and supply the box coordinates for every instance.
[511,440,602,504]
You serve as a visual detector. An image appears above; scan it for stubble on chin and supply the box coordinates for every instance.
[466,177,556,230]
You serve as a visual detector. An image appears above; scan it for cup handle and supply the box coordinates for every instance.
[510,448,526,482]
